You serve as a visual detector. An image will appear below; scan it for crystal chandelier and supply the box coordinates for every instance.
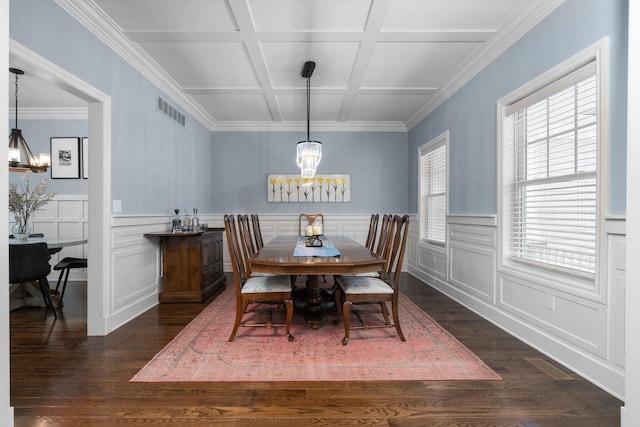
[8,68,50,173]
[296,61,322,178]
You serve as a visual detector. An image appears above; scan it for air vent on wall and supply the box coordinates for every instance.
[157,96,186,127]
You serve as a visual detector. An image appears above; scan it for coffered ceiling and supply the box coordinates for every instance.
[9,0,564,131]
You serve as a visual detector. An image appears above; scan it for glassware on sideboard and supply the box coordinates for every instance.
[172,209,181,233]
[192,208,200,232]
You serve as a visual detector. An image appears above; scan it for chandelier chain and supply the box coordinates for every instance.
[14,72,19,128]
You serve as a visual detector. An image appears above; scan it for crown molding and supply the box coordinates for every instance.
[212,120,407,132]
[55,0,564,133]
[9,107,88,120]
[405,0,566,130]
[54,0,217,130]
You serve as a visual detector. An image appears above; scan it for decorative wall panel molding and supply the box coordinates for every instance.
[407,214,627,399]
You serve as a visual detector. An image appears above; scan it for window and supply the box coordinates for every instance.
[419,132,447,245]
[501,60,599,278]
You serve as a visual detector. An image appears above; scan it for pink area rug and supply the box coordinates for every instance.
[131,286,501,382]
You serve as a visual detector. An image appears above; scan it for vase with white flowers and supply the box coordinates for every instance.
[9,175,55,240]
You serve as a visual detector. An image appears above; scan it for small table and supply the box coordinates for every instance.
[248,236,384,328]
[9,237,87,310]
[10,237,88,254]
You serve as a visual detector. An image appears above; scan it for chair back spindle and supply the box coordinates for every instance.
[251,214,264,250]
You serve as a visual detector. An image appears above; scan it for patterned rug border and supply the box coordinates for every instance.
[131,286,501,383]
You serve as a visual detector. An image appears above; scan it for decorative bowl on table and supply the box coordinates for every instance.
[305,236,323,247]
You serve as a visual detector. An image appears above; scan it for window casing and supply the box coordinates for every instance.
[419,132,448,245]
[500,59,601,281]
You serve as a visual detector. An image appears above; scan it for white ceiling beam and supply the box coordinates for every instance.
[338,0,392,122]
[227,0,283,122]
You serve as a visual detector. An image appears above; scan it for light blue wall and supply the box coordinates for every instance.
[8,119,88,194]
[10,0,214,215]
[12,0,626,217]
[210,131,408,214]
[408,0,628,215]
[10,1,407,216]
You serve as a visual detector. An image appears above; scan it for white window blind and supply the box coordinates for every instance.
[507,61,597,276]
[419,140,446,244]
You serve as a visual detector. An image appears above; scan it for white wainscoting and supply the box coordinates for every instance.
[407,214,626,399]
[107,213,387,332]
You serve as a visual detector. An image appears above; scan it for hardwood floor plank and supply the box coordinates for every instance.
[10,275,621,426]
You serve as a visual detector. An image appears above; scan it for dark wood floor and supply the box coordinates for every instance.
[10,273,621,426]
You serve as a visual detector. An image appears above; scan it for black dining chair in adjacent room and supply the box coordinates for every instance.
[53,256,87,306]
[9,242,58,318]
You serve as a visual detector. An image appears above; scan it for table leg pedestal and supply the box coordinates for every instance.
[291,275,336,329]
[304,275,323,329]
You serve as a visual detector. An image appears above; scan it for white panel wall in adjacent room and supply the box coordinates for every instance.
[15,194,89,282]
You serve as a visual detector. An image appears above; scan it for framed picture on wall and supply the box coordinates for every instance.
[50,137,81,179]
[82,137,88,179]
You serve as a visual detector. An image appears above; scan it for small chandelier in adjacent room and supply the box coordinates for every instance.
[8,68,50,173]
[296,61,322,178]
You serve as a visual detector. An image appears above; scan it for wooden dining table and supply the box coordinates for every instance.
[248,235,385,328]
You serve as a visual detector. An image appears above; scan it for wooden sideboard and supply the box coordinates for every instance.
[146,229,226,303]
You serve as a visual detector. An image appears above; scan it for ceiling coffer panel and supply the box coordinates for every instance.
[13,0,563,130]
[138,42,260,88]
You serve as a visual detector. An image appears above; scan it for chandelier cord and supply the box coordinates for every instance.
[306,76,310,142]
[14,72,19,129]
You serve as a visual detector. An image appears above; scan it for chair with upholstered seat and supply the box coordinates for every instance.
[334,215,410,345]
[9,242,58,318]
[224,214,295,342]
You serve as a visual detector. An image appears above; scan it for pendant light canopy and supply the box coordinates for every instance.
[296,61,322,178]
[8,68,50,173]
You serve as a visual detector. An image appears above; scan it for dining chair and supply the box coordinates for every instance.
[364,214,379,251]
[345,214,393,279]
[251,214,264,250]
[298,213,324,235]
[334,215,410,345]
[224,215,295,342]
[237,214,272,278]
[53,256,87,306]
[9,242,58,318]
